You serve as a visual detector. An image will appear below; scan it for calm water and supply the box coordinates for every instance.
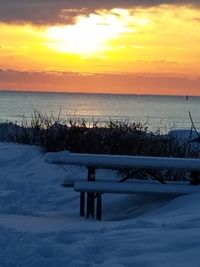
[0,90,200,132]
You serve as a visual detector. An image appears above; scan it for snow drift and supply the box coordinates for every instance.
[0,142,200,266]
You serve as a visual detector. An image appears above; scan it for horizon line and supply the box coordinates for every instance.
[0,88,199,98]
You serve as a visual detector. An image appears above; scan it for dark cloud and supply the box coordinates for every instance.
[0,0,199,25]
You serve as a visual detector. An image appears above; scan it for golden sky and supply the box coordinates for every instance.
[0,2,200,95]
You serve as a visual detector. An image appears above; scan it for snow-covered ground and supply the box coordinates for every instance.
[1,142,200,266]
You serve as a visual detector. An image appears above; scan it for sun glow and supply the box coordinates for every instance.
[1,5,200,94]
[46,9,133,56]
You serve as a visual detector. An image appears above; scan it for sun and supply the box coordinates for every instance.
[45,9,133,56]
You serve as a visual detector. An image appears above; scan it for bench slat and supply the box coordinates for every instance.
[74,181,200,195]
[45,152,200,171]
[62,178,118,187]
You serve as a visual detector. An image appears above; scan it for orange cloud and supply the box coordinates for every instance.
[0,70,199,96]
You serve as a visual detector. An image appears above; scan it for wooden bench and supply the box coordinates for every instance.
[45,152,200,220]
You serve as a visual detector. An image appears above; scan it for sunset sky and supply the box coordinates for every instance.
[0,0,200,95]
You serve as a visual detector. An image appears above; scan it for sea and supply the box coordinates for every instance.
[0,90,200,132]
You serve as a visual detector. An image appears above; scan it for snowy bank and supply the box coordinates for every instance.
[0,142,200,266]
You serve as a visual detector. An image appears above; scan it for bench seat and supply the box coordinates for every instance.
[74,181,200,195]
[46,151,200,220]
[62,178,118,187]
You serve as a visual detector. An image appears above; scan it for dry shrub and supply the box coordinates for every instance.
[1,111,199,182]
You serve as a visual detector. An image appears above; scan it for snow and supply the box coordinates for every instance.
[1,142,200,266]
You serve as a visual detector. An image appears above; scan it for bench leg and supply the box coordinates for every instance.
[96,193,102,221]
[86,167,96,219]
[86,193,95,218]
[190,171,200,185]
[80,192,85,217]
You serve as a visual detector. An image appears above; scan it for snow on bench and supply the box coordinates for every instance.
[45,151,200,171]
[74,181,200,195]
[45,151,200,220]
[62,178,117,188]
